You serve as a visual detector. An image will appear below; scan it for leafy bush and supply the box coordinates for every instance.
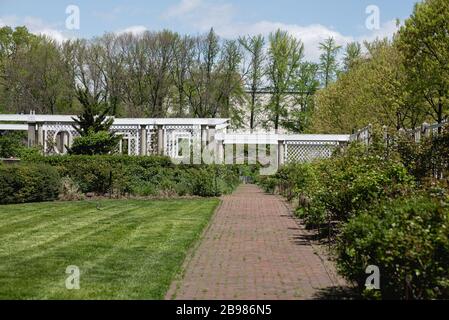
[259,144,415,228]
[69,130,121,155]
[396,126,449,184]
[336,196,449,299]
[315,145,415,223]
[0,132,25,158]
[0,163,60,204]
[27,155,246,198]
[257,176,278,194]
[0,132,41,158]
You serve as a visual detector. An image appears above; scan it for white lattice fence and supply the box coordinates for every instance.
[111,125,140,155]
[43,124,79,154]
[285,141,339,163]
[164,125,201,159]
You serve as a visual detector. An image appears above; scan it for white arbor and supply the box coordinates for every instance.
[0,113,351,170]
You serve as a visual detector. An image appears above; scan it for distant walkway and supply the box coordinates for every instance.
[167,185,347,300]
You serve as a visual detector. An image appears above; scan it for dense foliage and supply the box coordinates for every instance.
[336,195,449,300]
[0,163,60,204]
[25,155,254,198]
[312,0,448,134]
[0,132,26,158]
[0,132,40,158]
[68,130,121,155]
[260,143,415,227]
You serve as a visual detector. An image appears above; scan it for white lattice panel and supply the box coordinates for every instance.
[111,125,140,155]
[164,125,201,159]
[43,123,79,155]
[285,141,338,163]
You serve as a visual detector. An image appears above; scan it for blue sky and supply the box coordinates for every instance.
[0,0,419,60]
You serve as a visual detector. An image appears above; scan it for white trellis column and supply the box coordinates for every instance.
[157,125,164,155]
[37,124,44,147]
[278,140,285,167]
[208,125,216,163]
[201,125,208,162]
[201,125,208,148]
[62,132,69,154]
[27,122,36,148]
[217,139,224,164]
[140,125,147,156]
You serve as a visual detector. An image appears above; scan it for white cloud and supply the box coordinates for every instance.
[116,25,148,36]
[0,15,19,27]
[218,19,399,61]
[217,21,354,62]
[164,0,203,18]
[162,0,400,61]
[162,0,234,32]
[0,15,69,43]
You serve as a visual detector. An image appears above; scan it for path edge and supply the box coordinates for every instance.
[164,197,225,300]
[276,194,347,288]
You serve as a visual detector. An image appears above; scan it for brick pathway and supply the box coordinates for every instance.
[167,185,347,300]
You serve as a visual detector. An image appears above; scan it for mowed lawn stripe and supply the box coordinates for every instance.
[0,201,116,228]
[0,201,125,243]
[42,201,213,299]
[0,204,146,263]
[0,199,219,300]
[0,202,133,257]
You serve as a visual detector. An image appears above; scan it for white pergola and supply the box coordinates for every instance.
[0,113,351,168]
[0,114,229,157]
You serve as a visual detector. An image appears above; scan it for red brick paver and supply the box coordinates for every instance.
[167,185,346,300]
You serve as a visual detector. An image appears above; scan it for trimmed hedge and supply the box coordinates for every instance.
[0,164,60,204]
[25,155,251,198]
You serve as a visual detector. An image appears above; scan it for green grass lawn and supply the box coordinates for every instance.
[0,199,219,300]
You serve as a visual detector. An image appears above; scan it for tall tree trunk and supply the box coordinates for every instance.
[250,92,256,130]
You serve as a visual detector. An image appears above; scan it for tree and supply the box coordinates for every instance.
[69,88,120,155]
[0,27,72,114]
[397,0,449,126]
[171,34,195,116]
[143,30,177,117]
[183,28,221,118]
[215,39,245,124]
[96,33,126,116]
[343,42,362,71]
[318,37,341,87]
[311,40,426,133]
[266,29,304,131]
[239,35,266,130]
[283,62,320,133]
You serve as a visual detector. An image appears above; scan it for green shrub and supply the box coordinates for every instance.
[336,196,449,299]
[0,132,25,158]
[396,127,449,184]
[316,147,415,222]
[69,130,121,155]
[264,144,416,227]
[26,155,245,198]
[257,175,278,194]
[0,164,60,204]
[0,132,40,158]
